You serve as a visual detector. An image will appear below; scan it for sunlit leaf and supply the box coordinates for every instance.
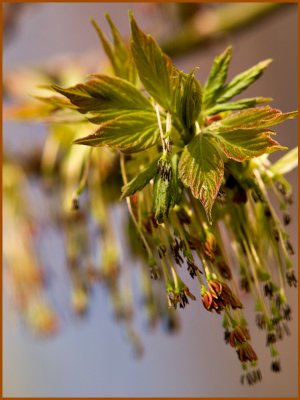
[51,75,153,123]
[130,13,177,111]
[203,97,272,116]
[174,71,202,133]
[153,172,171,223]
[179,134,224,220]
[216,59,272,103]
[121,157,159,199]
[207,106,298,132]
[202,46,232,109]
[91,15,137,83]
[74,111,163,153]
[169,153,183,208]
[210,129,285,162]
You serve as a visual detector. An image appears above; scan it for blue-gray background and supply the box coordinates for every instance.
[3,3,298,397]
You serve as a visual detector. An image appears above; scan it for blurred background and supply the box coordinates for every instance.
[3,2,298,397]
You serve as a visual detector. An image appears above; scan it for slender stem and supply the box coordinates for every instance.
[120,153,153,258]
[160,257,171,285]
[75,148,92,197]
[253,169,290,261]
[155,104,166,151]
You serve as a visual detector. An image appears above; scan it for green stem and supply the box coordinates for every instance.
[75,148,92,197]
[120,153,153,259]
[253,169,291,265]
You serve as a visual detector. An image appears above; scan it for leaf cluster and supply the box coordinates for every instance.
[40,13,297,221]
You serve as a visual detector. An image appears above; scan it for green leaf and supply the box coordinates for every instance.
[207,106,298,132]
[179,134,224,220]
[121,157,159,199]
[51,75,153,124]
[130,13,176,110]
[151,154,183,222]
[202,46,232,108]
[270,147,298,176]
[153,173,172,223]
[210,129,285,162]
[216,59,272,103]
[175,71,202,132]
[169,153,183,208]
[203,97,272,116]
[74,111,163,153]
[91,16,136,83]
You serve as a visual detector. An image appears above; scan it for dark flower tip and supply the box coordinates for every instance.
[236,343,258,363]
[170,238,184,266]
[202,280,243,313]
[282,304,292,321]
[168,286,195,310]
[240,276,251,293]
[286,270,297,287]
[271,359,281,373]
[72,197,80,211]
[255,312,266,329]
[224,329,231,344]
[187,259,201,279]
[150,267,160,280]
[263,281,276,299]
[286,240,295,256]
[209,280,243,310]
[240,369,262,385]
[229,326,251,347]
[283,213,291,225]
[217,260,232,280]
[158,157,172,181]
[266,331,277,346]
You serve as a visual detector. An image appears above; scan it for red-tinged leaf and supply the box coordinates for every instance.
[51,75,153,123]
[209,129,286,162]
[203,97,272,116]
[179,134,224,220]
[207,106,297,132]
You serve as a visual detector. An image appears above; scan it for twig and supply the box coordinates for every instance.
[161,3,283,57]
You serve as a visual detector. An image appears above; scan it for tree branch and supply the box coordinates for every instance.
[161,3,284,57]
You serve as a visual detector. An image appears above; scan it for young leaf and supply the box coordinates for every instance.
[51,75,153,124]
[207,106,298,132]
[153,173,172,223]
[202,46,232,109]
[121,157,159,199]
[74,111,163,153]
[175,71,202,133]
[270,147,298,176]
[91,16,136,83]
[210,129,285,162]
[130,13,176,111]
[169,153,183,208]
[216,59,272,104]
[179,134,224,220]
[203,97,272,116]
